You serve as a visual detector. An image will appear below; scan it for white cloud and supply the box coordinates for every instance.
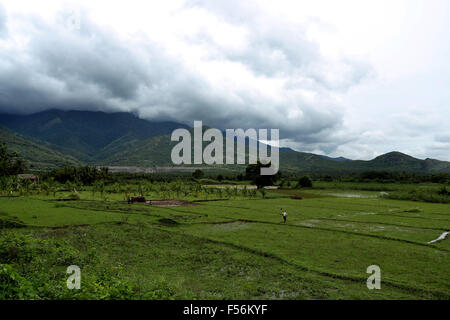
[0,0,449,161]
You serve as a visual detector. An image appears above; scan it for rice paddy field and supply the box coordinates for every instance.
[0,185,449,300]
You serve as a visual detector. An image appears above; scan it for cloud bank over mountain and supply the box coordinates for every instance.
[0,0,449,160]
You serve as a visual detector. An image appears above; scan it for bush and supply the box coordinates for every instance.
[0,143,26,177]
[259,189,267,199]
[68,193,81,200]
[142,282,177,300]
[0,217,25,229]
[0,264,37,299]
[297,176,313,188]
[384,189,450,204]
[44,166,109,185]
[192,170,204,179]
[245,162,280,189]
[0,234,34,264]
[437,186,450,196]
[0,229,167,299]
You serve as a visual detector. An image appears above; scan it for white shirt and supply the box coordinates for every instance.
[282,211,287,217]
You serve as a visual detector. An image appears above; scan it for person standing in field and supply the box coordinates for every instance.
[281,208,287,223]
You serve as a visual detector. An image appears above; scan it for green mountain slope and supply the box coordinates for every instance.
[101,133,189,167]
[0,127,82,169]
[100,132,450,174]
[335,152,450,173]
[1,110,449,173]
[0,110,189,162]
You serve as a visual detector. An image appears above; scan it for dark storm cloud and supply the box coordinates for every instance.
[0,11,156,114]
[0,2,370,152]
[33,23,150,100]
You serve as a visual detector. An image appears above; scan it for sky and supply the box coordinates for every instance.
[0,0,449,160]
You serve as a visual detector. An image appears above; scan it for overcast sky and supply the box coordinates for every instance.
[0,0,449,160]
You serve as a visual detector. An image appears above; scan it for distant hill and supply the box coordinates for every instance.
[319,155,351,162]
[347,151,450,173]
[97,127,339,170]
[0,126,82,169]
[279,147,296,153]
[100,131,450,174]
[1,110,449,173]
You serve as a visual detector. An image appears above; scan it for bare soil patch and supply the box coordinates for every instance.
[146,200,198,207]
[202,219,253,225]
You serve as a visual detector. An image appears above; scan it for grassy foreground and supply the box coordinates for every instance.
[0,188,449,299]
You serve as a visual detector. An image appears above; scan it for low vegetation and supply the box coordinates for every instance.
[0,144,449,300]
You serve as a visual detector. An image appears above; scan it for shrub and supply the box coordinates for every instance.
[192,170,204,179]
[297,176,313,188]
[68,193,81,200]
[245,162,280,189]
[0,264,37,299]
[259,189,267,199]
[437,186,450,196]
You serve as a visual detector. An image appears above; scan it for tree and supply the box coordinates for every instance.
[0,143,25,177]
[43,177,58,198]
[437,186,450,196]
[245,161,280,189]
[45,165,108,185]
[0,176,15,196]
[192,169,204,179]
[93,180,105,199]
[297,176,313,188]
[40,181,50,196]
[98,167,109,180]
[22,179,32,196]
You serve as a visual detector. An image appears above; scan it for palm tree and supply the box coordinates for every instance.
[242,186,248,198]
[0,177,8,196]
[94,180,105,200]
[45,178,58,198]
[41,181,50,196]
[65,181,75,193]
[225,188,232,199]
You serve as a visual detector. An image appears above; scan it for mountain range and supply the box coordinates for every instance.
[1,109,449,173]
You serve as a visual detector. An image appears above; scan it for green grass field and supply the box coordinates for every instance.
[0,186,449,299]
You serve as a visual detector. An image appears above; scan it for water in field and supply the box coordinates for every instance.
[204,185,279,190]
[326,193,377,198]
